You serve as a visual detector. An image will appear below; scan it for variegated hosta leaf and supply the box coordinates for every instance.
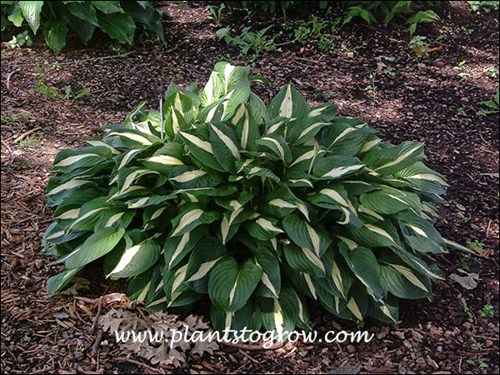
[45,62,451,331]
[313,155,366,181]
[363,141,425,175]
[282,214,331,257]
[208,257,263,312]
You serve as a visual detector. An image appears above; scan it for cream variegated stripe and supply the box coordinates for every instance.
[128,197,149,209]
[172,209,204,236]
[323,164,364,179]
[118,150,140,170]
[45,230,66,241]
[269,199,296,209]
[108,244,142,276]
[365,224,398,245]
[334,296,341,314]
[105,212,125,227]
[380,305,397,322]
[143,155,184,166]
[238,158,254,173]
[55,208,81,220]
[210,124,240,159]
[261,137,285,160]
[205,103,219,123]
[255,259,279,298]
[155,279,164,293]
[232,105,246,125]
[391,264,429,292]
[149,296,167,308]
[224,63,235,91]
[408,225,427,237]
[308,106,327,117]
[180,132,214,154]
[108,186,145,201]
[170,265,188,302]
[274,299,285,336]
[108,131,153,145]
[186,258,220,282]
[174,92,183,112]
[330,127,357,146]
[288,179,314,188]
[337,207,352,225]
[296,202,310,221]
[361,138,381,153]
[55,153,100,167]
[170,170,207,183]
[266,120,285,134]
[387,194,408,206]
[279,85,293,118]
[319,188,349,207]
[331,260,345,298]
[122,170,158,193]
[136,281,151,302]
[375,143,423,171]
[407,173,448,185]
[256,218,284,234]
[221,207,244,244]
[302,247,326,273]
[303,273,317,300]
[241,111,250,149]
[359,205,384,221]
[290,149,316,167]
[306,224,321,256]
[297,122,329,142]
[67,208,105,231]
[296,294,306,324]
[347,298,363,320]
[224,312,233,330]
[337,235,358,250]
[87,140,119,154]
[171,106,180,134]
[168,232,190,269]
[48,179,92,196]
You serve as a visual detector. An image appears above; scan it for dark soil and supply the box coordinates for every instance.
[1,1,498,374]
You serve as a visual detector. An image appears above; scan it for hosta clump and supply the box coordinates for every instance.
[45,62,452,332]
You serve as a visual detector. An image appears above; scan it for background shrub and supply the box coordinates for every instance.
[1,1,164,53]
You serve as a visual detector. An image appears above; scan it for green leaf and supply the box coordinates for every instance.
[65,227,125,269]
[360,186,422,215]
[170,204,219,237]
[91,1,123,13]
[253,247,281,298]
[282,214,331,257]
[268,84,309,120]
[67,1,98,25]
[19,1,43,34]
[47,268,82,297]
[97,11,135,44]
[46,27,67,55]
[208,257,263,312]
[363,141,425,175]
[7,3,24,27]
[107,239,160,279]
[313,155,365,181]
[340,245,385,303]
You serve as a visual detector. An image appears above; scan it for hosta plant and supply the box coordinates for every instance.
[45,62,456,332]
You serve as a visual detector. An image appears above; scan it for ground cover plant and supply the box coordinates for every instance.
[44,61,461,333]
[1,0,164,53]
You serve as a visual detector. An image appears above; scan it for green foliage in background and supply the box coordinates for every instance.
[44,62,461,332]
[1,1,164,54]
